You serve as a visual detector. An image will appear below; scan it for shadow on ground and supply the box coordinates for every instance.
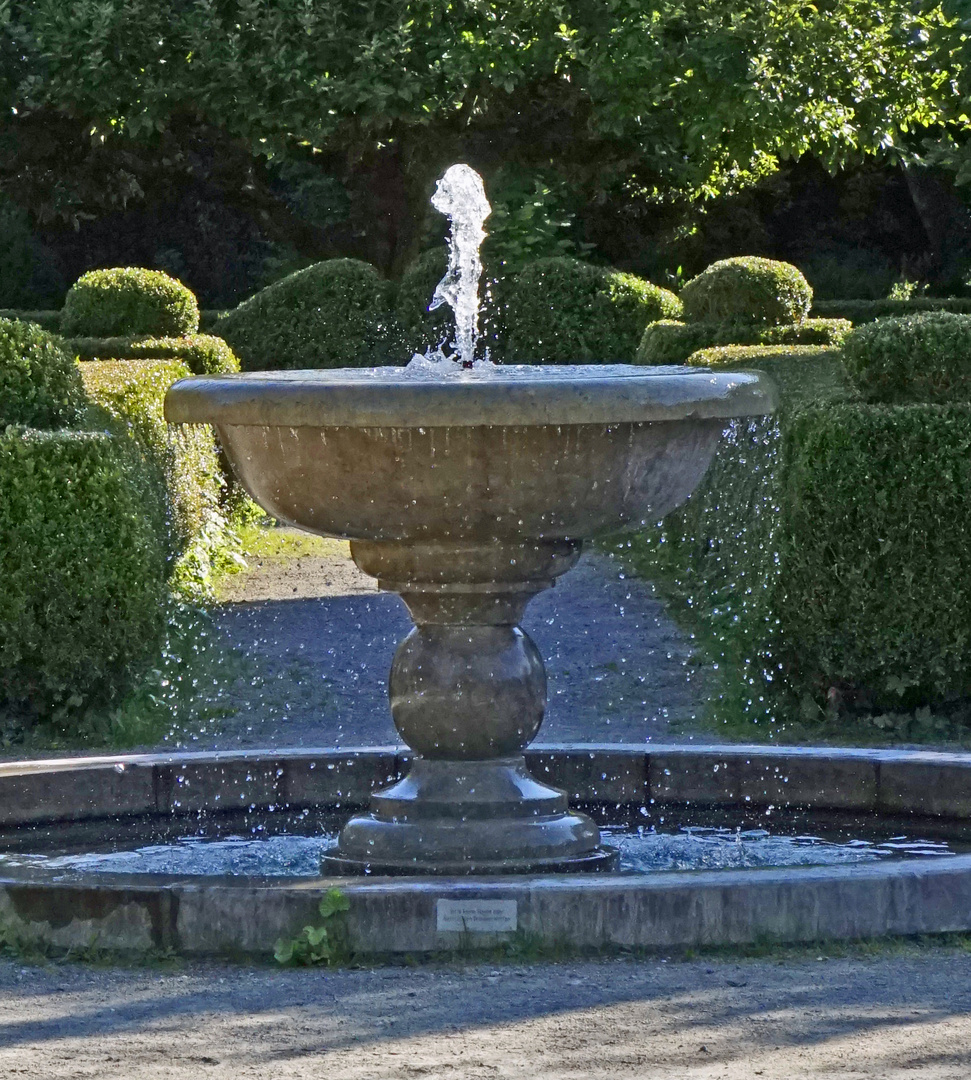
[1,951,970,1077]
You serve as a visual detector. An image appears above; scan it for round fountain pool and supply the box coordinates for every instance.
[3,818,959,878]
[2,744,971,958]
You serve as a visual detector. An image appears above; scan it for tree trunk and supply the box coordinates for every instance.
[901,160,971,283]
[345,139,442,278]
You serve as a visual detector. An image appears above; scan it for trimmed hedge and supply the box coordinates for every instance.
[624,344,858,726]
[62,268,200,338]
[841,312,971,405]
[813,298,971,323]
[680,257,813,326]
[0,318,86,429]
[0,309,61,332]
[80,359,222,557]
[636,317,851,366]
[630,340,971,723]
[778,404,971,708]
[503,257,681,363]
[215,258,400,370]
[684,345,854,413]
[70,334,240,375]
[0,428,168,718]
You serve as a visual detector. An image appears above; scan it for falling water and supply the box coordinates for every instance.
[417,164,492,369]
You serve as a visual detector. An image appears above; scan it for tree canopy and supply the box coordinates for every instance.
[1,0,966,274]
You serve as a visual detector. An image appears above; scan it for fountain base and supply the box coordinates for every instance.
[322,757,620,875]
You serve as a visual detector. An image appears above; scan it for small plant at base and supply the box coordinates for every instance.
[274,888,350,966]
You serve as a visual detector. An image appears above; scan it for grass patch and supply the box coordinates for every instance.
[234,523,345,561]
[212,522,350,600]
[7,924,971,972]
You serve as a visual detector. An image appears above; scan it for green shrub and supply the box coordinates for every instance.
[621,342,858,730]
[214,258,399,370]
[0,318,86,429]
[0,428,168,719]
[778,404,971,708]
[80,359,222,557]
[684,345,854,413]
[680,257,813,326]
[841,312,971,404]
[62,268,200,338]
[636,318,850,365]
[501,257,681,363]
[813,298,971,323]
[70,334,240,375]
[200,309,231,331]
[0,310,62,333]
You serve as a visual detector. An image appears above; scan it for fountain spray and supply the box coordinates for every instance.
[428,164,491,367]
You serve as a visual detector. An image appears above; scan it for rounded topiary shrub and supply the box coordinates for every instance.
[503,257,682,363]
[215,259,399,370]
[62,268,200,338]
[0,317,86,428]
[841,312,971,405]
[680,257,812,326]
[0,428,168,719]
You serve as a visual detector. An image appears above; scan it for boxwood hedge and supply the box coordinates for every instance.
[502,257,681,363]
[214,259,400,370]
[636,318,851,366]
[813,298,971,323]
[680,257,813,326]
[80,359,222,558]
[0,318,86,429]
[778,404,971,709]
[684,345,854,413]
[70,334,240,375]
[62,268,200,338]
[841,312,971,405]
[0,309,61,333]
[0,428,168,719]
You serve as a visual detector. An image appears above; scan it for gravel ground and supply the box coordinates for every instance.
[1,949,970,1078]
[204,535,710,750]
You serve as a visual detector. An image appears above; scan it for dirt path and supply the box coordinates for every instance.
[203,534,710,750]
[1,948,970,1078]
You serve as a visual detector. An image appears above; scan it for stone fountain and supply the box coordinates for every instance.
[165,166,776,875]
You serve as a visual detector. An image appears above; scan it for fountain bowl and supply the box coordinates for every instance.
[165,363,776,875]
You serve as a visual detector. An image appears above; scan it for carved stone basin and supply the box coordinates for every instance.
[165,363,776,874]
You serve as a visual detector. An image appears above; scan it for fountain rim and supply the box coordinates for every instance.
[163,364,777,429]
[2,743,971,958]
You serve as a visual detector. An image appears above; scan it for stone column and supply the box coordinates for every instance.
[322,538,619,874]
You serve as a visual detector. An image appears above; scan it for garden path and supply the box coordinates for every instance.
[204,532,710,750]
[1,947,968,1078]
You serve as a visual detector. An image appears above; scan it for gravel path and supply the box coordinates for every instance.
[205,536,709,750]
[1,949,970,1078]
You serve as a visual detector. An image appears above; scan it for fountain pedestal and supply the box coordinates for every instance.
[323,538,618,873]
[164,363,776,877]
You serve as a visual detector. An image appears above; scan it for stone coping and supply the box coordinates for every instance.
[2,743,971,826]
[3,744,971,957]
[164,367,777,428]
[3,852,971,957]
